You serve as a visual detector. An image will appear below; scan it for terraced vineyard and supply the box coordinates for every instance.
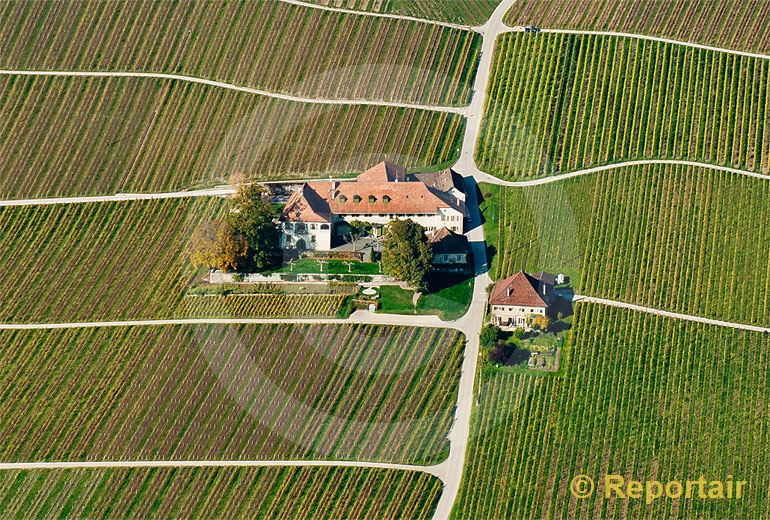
[0,198,358,322]
[305,0,501,25]
[0,323,463,464]
[0,0,480,105]
[480,164,770,326]
[0,75,464,198]
[477,33,770,180]
[179,293,349,319]
[505,0,770,55]
[0,466,441,519]
[454,305,770,519]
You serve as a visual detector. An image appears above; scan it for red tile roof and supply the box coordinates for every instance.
[280,161,459,222]
[489,271,547,307]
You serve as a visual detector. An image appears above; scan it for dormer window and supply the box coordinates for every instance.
[368,195,376,203]
[353,195,361,203]
[383,195,391,203]
[339,195,347,203]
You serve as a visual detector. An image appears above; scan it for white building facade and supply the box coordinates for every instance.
[279,162,467,252]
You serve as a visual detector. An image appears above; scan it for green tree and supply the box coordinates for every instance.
[381,219,432,290]
[227,184,279,271]
[479,324,501,349]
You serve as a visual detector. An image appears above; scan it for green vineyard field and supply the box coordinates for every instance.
[305,0,501,25]
[0,466,441,519]
[0,0,480,106]
[505,0,770,55]
[0,323,463,464]
[454,304,770,519]
[477,33,770,180]
[0,76,464,198]
[179,294,348,319]
[480,164,770,326]
[0,198,358,322]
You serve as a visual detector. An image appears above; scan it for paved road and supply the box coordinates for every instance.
[574,295,770,333]
[0,458,443,478]
[430,2,515,518]
[0,70,466,115]
[280,0,472,31]
[506,27,770,61]
[0,309,455,332]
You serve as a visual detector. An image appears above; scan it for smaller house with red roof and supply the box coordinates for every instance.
[489,271,555,329]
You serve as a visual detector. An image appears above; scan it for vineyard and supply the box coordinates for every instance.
[0,0,480,106]
[453,304,770,519]
[480,163,770,326]
[504,0,770,55]
[0,75,464,199]
[0,466,441,519]
[178,293,349,319]
[477,33,770,180]
[0,198,359,322]
[305,0,500,25]
[0,323,463,464]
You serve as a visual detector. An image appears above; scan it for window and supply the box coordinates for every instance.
[383,195,391,203]
[320,224,329,230]
[339,195,347,203]
[353,195,361,203]
[368,195,376,203]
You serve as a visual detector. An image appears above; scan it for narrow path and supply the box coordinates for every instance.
[0,459,442,479]
[505,27,770,61]
[574,295,770,334]
[0,70,466,115]
[279,0,472,31]
[2,160,768,207]
[474,159,770,187]
[0,310,455,332]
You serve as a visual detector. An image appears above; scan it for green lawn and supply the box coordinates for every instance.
[377,274,474,320]
[417,274,474,320]
[377,286,417,314]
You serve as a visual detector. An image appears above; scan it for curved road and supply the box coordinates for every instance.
[474,159,770,187]
[506,27,770,61]
[0,70,466,115]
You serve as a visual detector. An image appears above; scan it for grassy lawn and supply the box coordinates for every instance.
[270,258,380,275]
[377,286,416,314]
[377,274,473,320]
[417,274,473,320]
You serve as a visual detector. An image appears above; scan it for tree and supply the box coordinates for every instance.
[189,220,248,272]
[227,184,279,271]
[381,219,432,290]
[531,314,552,331]
[480,324,502,349]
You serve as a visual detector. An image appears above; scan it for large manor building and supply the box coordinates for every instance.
[279,162,467,251]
